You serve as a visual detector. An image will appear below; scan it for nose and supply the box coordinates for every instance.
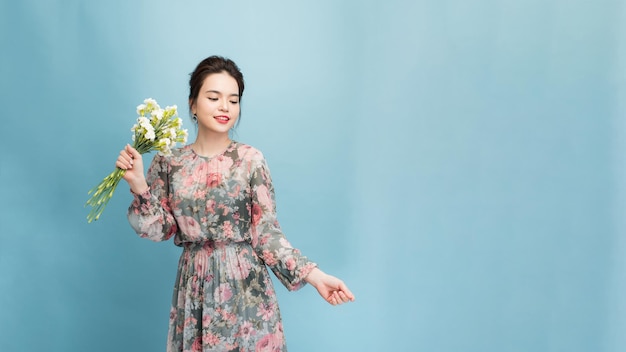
[219,99,229,112]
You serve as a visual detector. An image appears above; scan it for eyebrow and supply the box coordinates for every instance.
[205,90,239,97]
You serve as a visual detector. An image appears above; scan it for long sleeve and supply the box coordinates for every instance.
[248,155,317,291]
[127,153,178,242]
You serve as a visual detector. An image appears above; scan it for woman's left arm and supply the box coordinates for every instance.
[247,154,317,291]
[247,154,355,304]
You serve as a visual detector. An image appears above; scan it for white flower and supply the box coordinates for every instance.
[145,129,156,141]
[144,98,157,106]
[159,138,171,147]
[144,98,160,112]
[151,109,164,120]
[136,104,146,115]
[138,117,151,130]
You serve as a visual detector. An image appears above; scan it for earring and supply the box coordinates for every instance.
[192,114,198,122]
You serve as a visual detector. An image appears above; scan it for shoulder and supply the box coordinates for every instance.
[152,145,193,165]
[234,141,265,163]
[168,145,191,158]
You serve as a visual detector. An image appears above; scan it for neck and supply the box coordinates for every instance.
[192,132,231,157]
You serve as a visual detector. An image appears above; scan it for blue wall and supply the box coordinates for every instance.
[1,0,624,351]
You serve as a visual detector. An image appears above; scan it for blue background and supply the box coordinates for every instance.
[1,0,625,351]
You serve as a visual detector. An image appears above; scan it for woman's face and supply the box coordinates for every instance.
[191,72,240,136]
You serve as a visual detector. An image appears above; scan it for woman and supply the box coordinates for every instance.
[116,56,355,351]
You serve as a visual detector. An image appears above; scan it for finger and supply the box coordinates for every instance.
[115,159,127,170]
[330,291,341,306]
[117,151,133,169]
[326,291,337,305]
[126,144,141,160]
[123,146,135,165]
[338,282,355,301]
[336,290,351,303]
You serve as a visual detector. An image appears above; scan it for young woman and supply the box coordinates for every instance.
[116,56,354,351]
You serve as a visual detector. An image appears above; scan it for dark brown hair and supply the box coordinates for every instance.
[188,55,245,117]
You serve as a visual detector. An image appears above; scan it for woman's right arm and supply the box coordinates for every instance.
[116,144,177,241]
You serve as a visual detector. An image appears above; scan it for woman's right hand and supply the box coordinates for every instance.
[116,144,149,194]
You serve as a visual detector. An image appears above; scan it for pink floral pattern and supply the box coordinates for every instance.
[128,142,317,351]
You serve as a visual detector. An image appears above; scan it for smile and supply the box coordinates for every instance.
[214,116,230,124]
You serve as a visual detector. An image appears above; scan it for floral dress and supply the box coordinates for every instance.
[127,141,317,352]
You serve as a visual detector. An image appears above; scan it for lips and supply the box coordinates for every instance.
[214,115,230,124]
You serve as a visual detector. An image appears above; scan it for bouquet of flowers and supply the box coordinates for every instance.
[86,98,188,223]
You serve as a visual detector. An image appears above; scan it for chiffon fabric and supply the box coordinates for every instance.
[128,142,316,352]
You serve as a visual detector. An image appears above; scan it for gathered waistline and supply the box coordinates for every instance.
[179,240,255,279]
[182,239,248,251]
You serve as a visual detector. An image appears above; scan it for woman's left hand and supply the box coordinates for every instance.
[305,268,355,306]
